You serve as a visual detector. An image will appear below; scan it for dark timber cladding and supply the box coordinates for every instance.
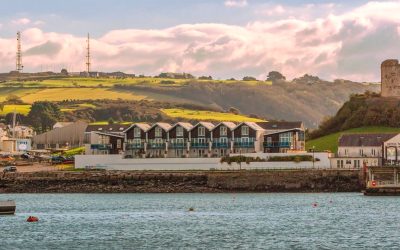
[125,124,150,140]
[168,123,192,139]
[233,123,256,137]
[212,122,235,138]
[147,123,170,139]
[108,134,124,154]
[190,123,214,138]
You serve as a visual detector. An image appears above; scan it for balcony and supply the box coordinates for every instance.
[148,143,166,149]
[234,138,255,148]
[263,141,291,148]
[212,142,229,148]
[126,143,145,150]
[191,142,209,148]
[169,142,187,149]
[90,144,112,150]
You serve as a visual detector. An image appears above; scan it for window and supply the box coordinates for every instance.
[241,126,249,136]
[279,132,292,143]
[134,127,141,138]
[267,137,272,143]
[337,160,340,168]
[176,126,183,137]
[359,149,364,156]
[220,126,227,136]
[220,137,228,144]
[117,139,122,149]
[198,127,205,136]
[155,127,162,137]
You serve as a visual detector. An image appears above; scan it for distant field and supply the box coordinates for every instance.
[20,88,147,103]
[162,108,266,122]
[306,126,400,153]
[0,105,31,115]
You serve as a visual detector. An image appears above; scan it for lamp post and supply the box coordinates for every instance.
[312,146,315,169]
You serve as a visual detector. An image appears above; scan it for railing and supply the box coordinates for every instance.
[169,142,186,149]
[148,143,166,149]
[212,142,229,148]
[263,141,291,148]
[126,143,145,150]
[191,142,209,148]
[90,144,112,150]
[234,139,255,148]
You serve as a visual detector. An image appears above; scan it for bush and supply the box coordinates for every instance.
[267,155,319,162]
[220,155,266,164]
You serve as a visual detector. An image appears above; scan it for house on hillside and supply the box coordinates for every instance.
[211,122,236,157]
[232,122,265,154]
[167,122,193,158]
[124,123,151,158]
[146,123,172,158]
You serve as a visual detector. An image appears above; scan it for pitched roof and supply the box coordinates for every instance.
[124,123,151,132]
[169,122,194,131]
[85,124,131,133]
[190,122,215,131]
[265,128,303,136]
[338,133,398,147]
[257,121,303,130]
[149,122,172,131]
[237,122,264,131]
[212,122,237,130]
[94,131,125,138]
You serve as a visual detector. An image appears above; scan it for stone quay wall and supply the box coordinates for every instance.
[0,169,363,193]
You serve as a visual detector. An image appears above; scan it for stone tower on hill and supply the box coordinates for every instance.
[381,59,400,97]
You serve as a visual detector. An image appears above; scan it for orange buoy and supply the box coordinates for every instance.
[312,202,318,208]
[27,216,39,222]
[371,180,377,187]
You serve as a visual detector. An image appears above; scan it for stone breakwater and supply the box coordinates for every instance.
[0,170,363,193]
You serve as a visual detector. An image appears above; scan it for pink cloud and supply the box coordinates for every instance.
[1,1,400,82]
[11,18,31,25]
[224,0,248,8]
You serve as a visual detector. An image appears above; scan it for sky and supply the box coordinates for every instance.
[0,0,399,81]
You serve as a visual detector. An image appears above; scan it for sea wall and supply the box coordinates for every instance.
[0,169,363,193]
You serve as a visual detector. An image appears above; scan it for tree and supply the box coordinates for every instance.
[27,101,62,133]
[5,94,24,104]
[266,71,286,82]
[242,76,257,81]
[199,76,213,80]
[108,117,115,124]
[61,68,68,75]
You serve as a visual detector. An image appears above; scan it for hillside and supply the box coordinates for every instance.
[307,127,400,153]
[0,76,379,127]
[309,92,400,138]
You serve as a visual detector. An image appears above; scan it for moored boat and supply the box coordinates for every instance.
[0,200,16,215]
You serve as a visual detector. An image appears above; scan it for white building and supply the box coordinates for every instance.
[330,133,397,169]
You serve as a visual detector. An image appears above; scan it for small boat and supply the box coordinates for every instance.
[0,200,16,215]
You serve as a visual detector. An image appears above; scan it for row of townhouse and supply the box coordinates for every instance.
[84,121,305,158]
[329,133,400,168]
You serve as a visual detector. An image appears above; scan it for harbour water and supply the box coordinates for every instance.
[0,193,399,249]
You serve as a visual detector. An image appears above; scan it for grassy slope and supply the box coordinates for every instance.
[306,126,400,153]
[162,108,266,122]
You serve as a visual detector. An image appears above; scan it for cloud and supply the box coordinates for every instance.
[224,0,248,8]
[12,18,31,25]
[1,1,400,81]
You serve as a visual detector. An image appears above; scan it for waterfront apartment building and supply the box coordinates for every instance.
[329,133,398,169]
[84,121,306,158]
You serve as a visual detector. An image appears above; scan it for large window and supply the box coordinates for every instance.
[155,127,162,137]
[198,127,205,136]
[176,126,184,137]
[134,127,141,138]
[220,126,227,136]
[279,132,292,143]
[241,126,249,136]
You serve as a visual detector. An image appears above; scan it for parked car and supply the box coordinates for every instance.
[3,166,17,173]
[21,153,34,160]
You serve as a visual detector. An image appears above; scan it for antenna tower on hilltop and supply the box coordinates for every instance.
[16,31,23,72]
[86,33,91,76]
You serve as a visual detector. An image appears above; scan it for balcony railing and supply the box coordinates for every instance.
[263,141,292,148]
[148,143,166,149]
[90,144,112,150]
[126,143,145,150]
[169,142,187,149]
[191,142,209,148]
[234,138,255,148]
[212,142,229,148]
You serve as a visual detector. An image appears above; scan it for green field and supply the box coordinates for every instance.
[306,126,400,153]
[162,108,266,122]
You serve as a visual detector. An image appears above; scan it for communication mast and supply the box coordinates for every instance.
[86,33,91,76]
[16,31,23,72]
